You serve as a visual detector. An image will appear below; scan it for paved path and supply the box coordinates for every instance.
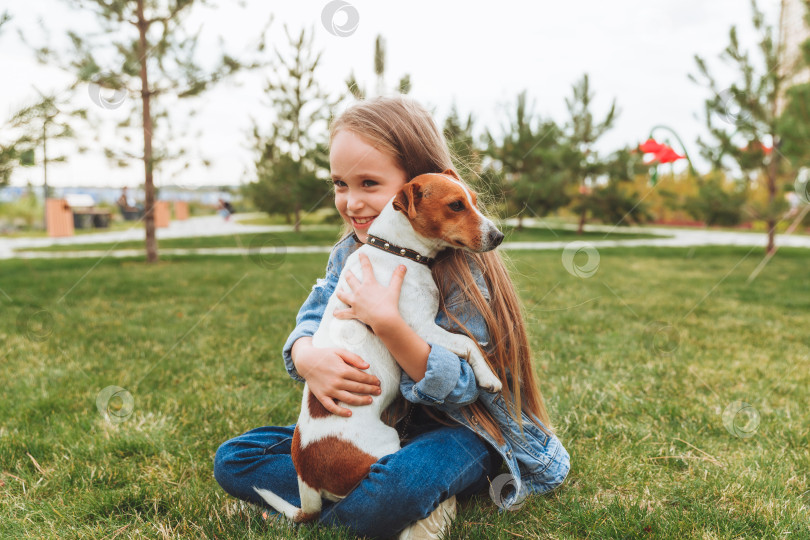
[2,214,809,260]
[0,215,331,259]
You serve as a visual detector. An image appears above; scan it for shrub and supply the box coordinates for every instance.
[684,176,748,226]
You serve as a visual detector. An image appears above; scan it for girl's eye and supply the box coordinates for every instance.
[331,179,377,188]
[448,200,465,212]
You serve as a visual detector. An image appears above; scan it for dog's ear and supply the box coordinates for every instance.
[393,181,421,219]
[441,169,460,180]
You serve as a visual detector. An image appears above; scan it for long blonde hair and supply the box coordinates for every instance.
[329,96,552,443]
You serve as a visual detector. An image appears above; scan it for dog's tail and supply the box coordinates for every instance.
[253,487,318,523]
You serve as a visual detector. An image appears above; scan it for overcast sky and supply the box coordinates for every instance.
[0,0,785,189]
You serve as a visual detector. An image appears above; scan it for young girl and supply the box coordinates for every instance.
[214,96,570,539]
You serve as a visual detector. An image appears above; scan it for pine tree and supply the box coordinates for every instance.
[0,10,17,187]
[690,0,807,253]
[572,147,653,227]
[8,93,88,227]
[485,91,570,230]
[346,34,411,99]
[33,0,265,262]
[247,26,339,231]
[443,104,504,216]
[562,73,619,234]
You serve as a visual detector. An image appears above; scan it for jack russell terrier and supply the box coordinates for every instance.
[255,170,504,522]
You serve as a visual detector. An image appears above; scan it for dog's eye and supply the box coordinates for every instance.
[448,201,465,212]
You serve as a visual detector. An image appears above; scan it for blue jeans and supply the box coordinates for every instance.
[213,416,501,538]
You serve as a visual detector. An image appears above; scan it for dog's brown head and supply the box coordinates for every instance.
[392,169,503,252]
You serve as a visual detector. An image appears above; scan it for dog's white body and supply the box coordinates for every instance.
[255,173,503,521]
[301,202,501,456]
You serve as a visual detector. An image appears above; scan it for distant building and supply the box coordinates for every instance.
[778,0,810,114]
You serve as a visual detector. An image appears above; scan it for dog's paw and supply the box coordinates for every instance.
[475,370,502,393]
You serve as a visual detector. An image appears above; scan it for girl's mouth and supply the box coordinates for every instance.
[351,216,377,229]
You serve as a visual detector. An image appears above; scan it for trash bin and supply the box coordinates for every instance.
[155,201,170,228]
[92,213,111,228]
[46,199,74,237]
[73,212,94,229]
[174,201,189,220]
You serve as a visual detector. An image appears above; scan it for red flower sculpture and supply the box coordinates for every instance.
[654,146,685,164]
[639,138,684,165]
[639,138,667,154]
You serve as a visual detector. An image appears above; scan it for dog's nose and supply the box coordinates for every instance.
[488,229,504,247]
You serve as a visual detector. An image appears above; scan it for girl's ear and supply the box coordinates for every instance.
[441,168,460,180]
[393,182,420,219]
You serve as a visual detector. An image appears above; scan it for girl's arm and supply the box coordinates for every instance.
[394,300,492,412]
[354,254,492,410]
[395,261,494,412]
[374,317,430,381]
[341,286,490,411]
[281,236,353,381]
[291,336,381,417]
[281,237,381,417]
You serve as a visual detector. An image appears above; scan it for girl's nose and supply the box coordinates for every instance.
[347,195,364,212]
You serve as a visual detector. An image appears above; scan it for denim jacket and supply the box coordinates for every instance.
[281,234,570,508]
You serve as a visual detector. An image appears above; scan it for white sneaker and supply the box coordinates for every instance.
[397,495,457,540]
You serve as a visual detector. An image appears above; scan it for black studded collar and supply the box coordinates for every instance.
[356,233,436,267]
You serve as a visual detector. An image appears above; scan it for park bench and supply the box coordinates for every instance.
[66,194,111,229]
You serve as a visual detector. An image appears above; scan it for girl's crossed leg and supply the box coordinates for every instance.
[214,423,500,538]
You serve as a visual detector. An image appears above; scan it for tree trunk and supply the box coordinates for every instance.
[42,122,48,230]
[137,0,158,263]
[765,143,779,255]
[517,214,523,231]
[766,172,776,254]
[577,209,586,235]
[294,203,301,233]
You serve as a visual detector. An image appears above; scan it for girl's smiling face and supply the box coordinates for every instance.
[330,129,408,243]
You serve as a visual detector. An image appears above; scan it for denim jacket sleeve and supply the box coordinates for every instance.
[399,257,493,412]
[281,236,354,382]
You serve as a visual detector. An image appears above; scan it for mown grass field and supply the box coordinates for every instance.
[0,245,808,539]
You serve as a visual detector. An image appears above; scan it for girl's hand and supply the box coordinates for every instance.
[333,252,407,332]
[292,339,381,417]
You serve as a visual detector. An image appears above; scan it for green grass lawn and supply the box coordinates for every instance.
[16,224,666,253]
[1,246,808,538]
